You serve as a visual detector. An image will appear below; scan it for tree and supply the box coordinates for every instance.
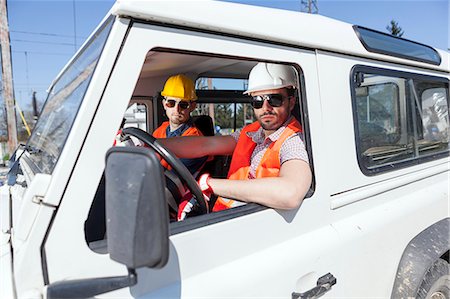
[214,103,233,129]
[386,19,404,37]
[236,103,255,128]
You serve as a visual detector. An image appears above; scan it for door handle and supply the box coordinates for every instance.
[292,272,337,299]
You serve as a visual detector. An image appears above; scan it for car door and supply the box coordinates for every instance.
[44,19,341,298]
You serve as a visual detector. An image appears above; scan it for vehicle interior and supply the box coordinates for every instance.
[85,49,308,249]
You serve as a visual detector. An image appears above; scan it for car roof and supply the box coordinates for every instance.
[111,0,449,73]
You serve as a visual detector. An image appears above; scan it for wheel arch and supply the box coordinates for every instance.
[390,217,450,298]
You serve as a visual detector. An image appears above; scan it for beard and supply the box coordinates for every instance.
[257,111,282,131]
[259,122,280,131]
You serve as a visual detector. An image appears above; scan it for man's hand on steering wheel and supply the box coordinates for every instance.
[177,173,214,221]
[121,127,209,218]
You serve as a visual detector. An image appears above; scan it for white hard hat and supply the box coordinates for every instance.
[244,63,298,94]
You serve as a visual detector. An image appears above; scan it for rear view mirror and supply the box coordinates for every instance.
[105,146,169,269]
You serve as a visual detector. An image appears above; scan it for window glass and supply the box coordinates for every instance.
[355,76,413,168]
[416,87,449,156]
[194,77,255,134]
[26,16,114,174]
[356,82,401,149]
[196,78,248,90]
[237,103,256,128]
[123,103,147,131]
[353,69,449,173]
[192,102,255,134]
[354,26,441,65]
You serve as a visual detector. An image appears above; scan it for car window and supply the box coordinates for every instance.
[355,81,402,153]
[85,50,310,244]
[352,67,449,174]
[123,103,148,131]
[419,87,449,153]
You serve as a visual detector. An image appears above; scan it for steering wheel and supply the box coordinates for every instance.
[121,127,208,216]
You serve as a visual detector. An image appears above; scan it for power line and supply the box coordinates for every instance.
[11,30,85,39]
[13,50,72,56]
[11,38,75,46]
[15,85,49,88]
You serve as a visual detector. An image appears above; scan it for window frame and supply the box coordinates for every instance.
[127,96,152,132]
[83,21,317,244]
[172,62,311,234]
[350,65,450,176]
[148,54,312,234]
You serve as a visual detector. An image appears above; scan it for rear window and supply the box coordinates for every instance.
[352,66,449,174]
[194,78,256,134]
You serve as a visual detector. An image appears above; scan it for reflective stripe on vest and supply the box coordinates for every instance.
[213,118,302,212]
[152,121,203,169]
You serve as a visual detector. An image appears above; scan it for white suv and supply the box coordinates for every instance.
[1,1,449,298]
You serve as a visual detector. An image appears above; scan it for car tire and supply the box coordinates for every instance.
[417,258,450,299]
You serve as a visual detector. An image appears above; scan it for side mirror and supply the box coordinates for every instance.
[105,146,169,269]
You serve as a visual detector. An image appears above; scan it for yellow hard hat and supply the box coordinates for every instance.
[161,74,197,101]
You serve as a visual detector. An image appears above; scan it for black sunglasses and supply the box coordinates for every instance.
[251,94,287,109]
[165,98,191,110]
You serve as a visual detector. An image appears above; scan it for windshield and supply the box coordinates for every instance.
[26,16,114,174]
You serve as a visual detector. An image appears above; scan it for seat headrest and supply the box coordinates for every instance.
[192,115,214,136]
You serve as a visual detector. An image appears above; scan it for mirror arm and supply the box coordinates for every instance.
[46,269,137,299]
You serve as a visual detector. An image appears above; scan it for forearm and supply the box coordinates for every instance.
[209,161,312,210]
[158,135,236,158]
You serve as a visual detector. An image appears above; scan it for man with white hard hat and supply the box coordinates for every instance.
[160,63,312,219]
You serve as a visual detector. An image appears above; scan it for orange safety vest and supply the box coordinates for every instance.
[152,121,203,169]
[212,117,302,212]
[153,121,202,138]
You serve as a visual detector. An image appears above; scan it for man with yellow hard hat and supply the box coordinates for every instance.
[153,74,207,176]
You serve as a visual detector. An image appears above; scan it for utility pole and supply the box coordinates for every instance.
[301,0,318,14]
[0,0,18,153]
[32,91,38,120]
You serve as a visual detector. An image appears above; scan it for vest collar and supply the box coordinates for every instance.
[166,119,193,137]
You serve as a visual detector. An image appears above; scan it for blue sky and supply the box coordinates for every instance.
[5,0,450,113]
